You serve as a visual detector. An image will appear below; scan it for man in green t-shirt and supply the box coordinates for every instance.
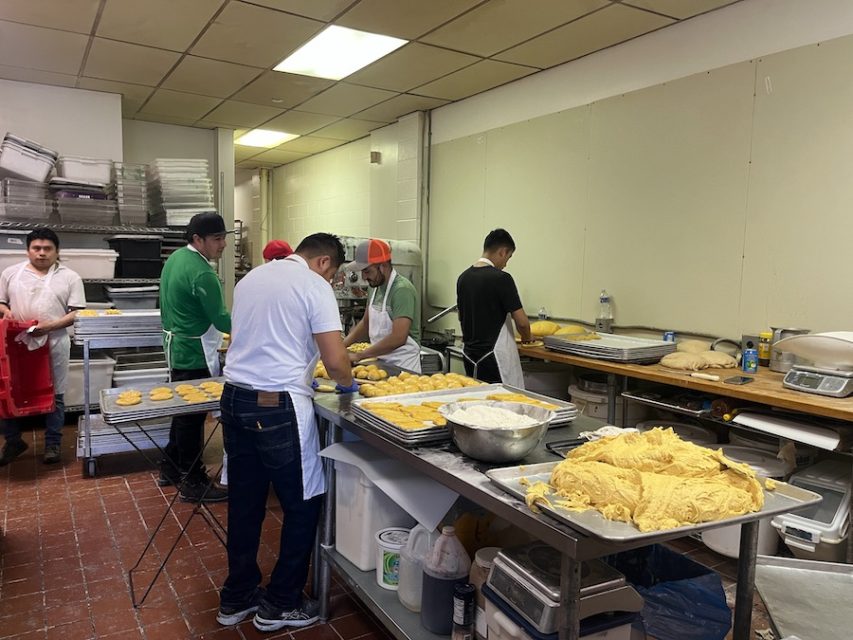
[159,212,231,503]
[343,239,421,373]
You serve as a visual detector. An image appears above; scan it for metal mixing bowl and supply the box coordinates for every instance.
[438,400,554,463]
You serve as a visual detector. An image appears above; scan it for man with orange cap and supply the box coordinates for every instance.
[262,239,293,262]
[343,239,421,372]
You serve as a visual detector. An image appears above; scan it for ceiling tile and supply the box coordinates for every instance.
[354,94,449,123]
[494,3,673,68]
[202,100,285,127]
[84,38,182,85]
[624,0,740,20]
[261,110,340,135]
[78,77,156,114]
[252,148,309,165]
[336,0,482,40]
[346,43,480,92]
[276,136,343,154]
[412,59,536,101]
[140,89,223,120]
[237,159,279,169]
[420,0,609,57]
[232,71,334,108]
[162,56,261,98]
[97,0,221,52]
[132,112,201,127]
[244,0,353,21]
[235,146,262,162]
[313,118,384,141]
[191,1,323,67]
[0,0,99,35]
[0,21,88,75]
[297,83,397,117]
[0,64,77,88]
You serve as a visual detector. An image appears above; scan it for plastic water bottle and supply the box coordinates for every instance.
[537,306,548,320]
[595,289,613,333]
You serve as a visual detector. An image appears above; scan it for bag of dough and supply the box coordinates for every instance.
[699,350,737,369]
[660,352,708,371]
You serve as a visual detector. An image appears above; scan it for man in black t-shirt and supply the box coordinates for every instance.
[456,229,532,387]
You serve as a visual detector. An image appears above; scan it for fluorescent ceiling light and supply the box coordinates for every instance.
[234,129,299,147]
[274,25,407,80]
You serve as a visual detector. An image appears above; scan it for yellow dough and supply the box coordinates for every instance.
[116,396,142,406]
[149,392,173,401]
[175,384,196,393]
[77,309,98,317]
[486,392,558,410]
[527,428,766,532]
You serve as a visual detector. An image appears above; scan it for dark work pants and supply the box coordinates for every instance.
[219,383,322,610]
[463,350,502,384]
[165,367,210,474]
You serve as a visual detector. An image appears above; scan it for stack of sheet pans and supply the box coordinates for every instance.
[544,334,676,364]
[77,413,170,456]
[100,377,223,425]
[351,383,577,448]
[73,310,162,343]
[146,159,215,227]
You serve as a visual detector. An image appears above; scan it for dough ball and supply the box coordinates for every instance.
[676,339,711,354]
[660,352,708,371]
[700,350,738,369]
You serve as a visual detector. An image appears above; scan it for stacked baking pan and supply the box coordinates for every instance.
[146,159,215,227]
[73,310,162,344]
[544,334,677,364]
[99,378,223,425]
[351,383,577,447]
[50,177,117,225]
[0,177,52,222]
[111,162,149,225]
[77,413,170,456]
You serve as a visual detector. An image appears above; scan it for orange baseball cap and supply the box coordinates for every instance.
[263,239,293,261]
[344,239,392,271]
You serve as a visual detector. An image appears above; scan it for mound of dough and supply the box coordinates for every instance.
[677,339,711,354]
[700,350,738,369]
[660,352,708,371]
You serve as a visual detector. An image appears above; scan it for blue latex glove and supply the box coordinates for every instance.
[311,380,319,390]
[335,381,360,394]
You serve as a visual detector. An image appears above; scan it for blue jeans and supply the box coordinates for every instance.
[219,383,322,610]
[2,394,65,447]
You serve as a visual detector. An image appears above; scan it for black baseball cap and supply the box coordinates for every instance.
[185,212,233,241]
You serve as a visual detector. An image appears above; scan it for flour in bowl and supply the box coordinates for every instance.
[448,405,539,429]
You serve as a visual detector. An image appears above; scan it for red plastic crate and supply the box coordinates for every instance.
[0,318,55,418]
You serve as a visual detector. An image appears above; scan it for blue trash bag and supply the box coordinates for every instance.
[604,544,731,640]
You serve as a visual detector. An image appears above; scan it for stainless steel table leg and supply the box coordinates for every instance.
[318,419,342,622]
[620,376,629,427]
[606,373,617,425]
[312,416,327,597]
[732,520,759,640]
[848,457,853,563]
[559,553,582,640]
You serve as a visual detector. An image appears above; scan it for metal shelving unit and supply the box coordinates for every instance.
[83,278,160,285]
[0,220,177,235]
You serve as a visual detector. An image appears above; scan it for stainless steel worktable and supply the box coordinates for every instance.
[312,392,764,640]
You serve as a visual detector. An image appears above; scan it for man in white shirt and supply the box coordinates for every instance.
[217,233,357,632]
[0,228,85,465]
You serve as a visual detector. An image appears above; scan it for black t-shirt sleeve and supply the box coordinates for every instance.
[499,273,523,315]
[456,273,465,324]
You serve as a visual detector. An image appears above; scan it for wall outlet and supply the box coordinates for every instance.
[741,334,760,352]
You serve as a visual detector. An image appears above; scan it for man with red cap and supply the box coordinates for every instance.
[262,239,293,262]
[343,238,421,372]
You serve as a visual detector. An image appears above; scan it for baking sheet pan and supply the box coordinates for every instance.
[100,377,223,424]
[486,461,822,543]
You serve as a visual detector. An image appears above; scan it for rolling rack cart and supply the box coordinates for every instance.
[98,379,227,606]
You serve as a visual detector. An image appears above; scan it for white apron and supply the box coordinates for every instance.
[462,258,525,389]
[299,350,325,500]
[368,269,421,373]
[10,262,71,394]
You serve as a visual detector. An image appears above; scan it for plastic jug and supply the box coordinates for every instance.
[421,526,472,635]
[397,524,441,612]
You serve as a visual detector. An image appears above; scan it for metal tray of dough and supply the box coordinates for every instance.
[100,377,223,424]
[352,411,451,447]
[486,461,822,543]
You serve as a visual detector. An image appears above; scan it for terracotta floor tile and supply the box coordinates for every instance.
[239,621,294,640]
[0,591,43,618]
[196,626,245,639]
[2,573,44,598]
[45,619,95,640]
[135,599,184,627]
[91,606,139,636]
[179,588,221,613]
[143,618,191,639]
[291,623,343,640]
[0,608,47,638]
[44,585,89,607]
[331,613,383,640]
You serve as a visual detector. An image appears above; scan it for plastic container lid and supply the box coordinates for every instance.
[473,546,500,570]
[636,420,717,445]
[376,527,410,550]
[719,445,792,478]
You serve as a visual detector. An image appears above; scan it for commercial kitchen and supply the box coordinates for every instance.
[1,1,852,639]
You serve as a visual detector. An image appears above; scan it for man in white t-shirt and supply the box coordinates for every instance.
[0,227,85,466]
[217,233,356,632]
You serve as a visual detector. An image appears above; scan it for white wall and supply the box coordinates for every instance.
[0,79,122,159]
[122,119,216,167]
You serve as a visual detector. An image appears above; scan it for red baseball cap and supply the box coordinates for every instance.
[344,239,392,271]
[263,239,293,261]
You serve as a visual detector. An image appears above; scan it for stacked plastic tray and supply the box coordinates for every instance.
[0,134,57,182]
[0,178,51,223]
[50,177,117,225]
[111,162,149,225]
[146,158,215,227]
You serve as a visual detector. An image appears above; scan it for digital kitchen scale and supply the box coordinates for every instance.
[485,542,643,635]
[783,365,853,398]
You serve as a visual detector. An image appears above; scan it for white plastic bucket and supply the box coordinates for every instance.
[568,384,647,426]
[636,420,717,445]
[701,445,790,558]
[375,527,409,590]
